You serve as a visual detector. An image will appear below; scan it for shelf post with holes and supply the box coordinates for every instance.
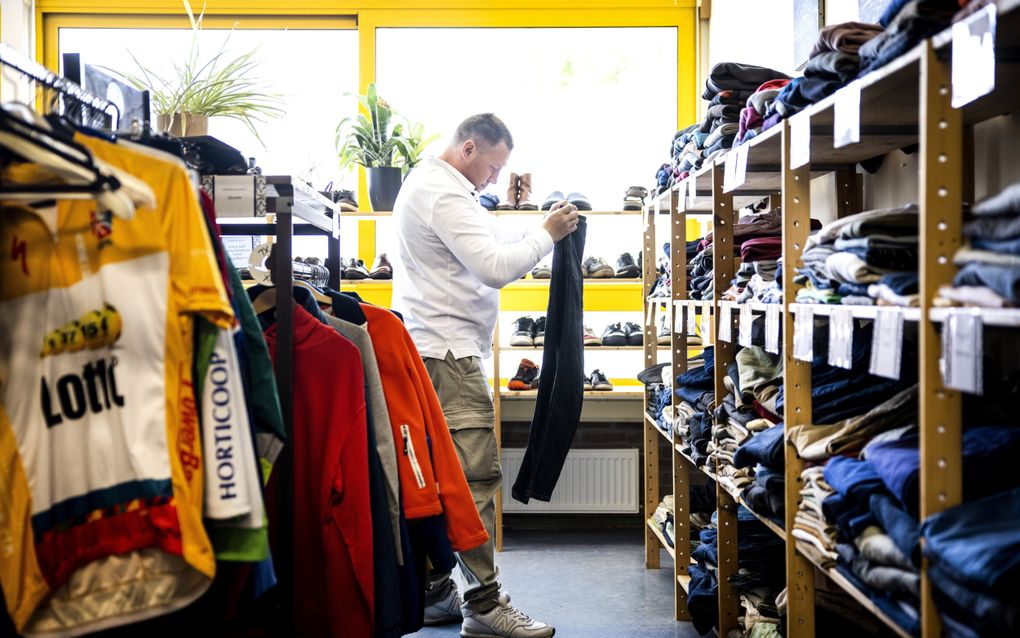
[643,194,662,570]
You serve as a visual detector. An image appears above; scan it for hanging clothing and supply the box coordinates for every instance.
[512,216,588,503]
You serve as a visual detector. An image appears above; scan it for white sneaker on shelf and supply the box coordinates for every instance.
[461,594,555,638]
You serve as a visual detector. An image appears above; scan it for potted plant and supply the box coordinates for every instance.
[335,83,437,211]
[115,0,284,139]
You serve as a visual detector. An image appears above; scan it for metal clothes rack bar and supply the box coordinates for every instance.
[0,42,119,128]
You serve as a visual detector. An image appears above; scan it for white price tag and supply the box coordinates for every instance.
[765,305,781,354]
[674,306,685,334]
[790,114,811,169]
[723,152,737,192]
[952,4,996,108]
[688,175,697,209]
[834,82,862,148]
[828,308,854,369]
[794,307,814,362]
[701,302,713,345]
[870,308,904,380]
[738,304,754,347]
[719,303,733,342]
[733,144,749,189]
[942,310,983,395]
[687,303,698,336]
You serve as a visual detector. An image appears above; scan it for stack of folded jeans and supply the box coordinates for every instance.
[921,485,1020,636]
[792,466,838,567]
[858,0,959,78]
[697,63,790,165]
[938,181,1020,307]
[675,348,717,468]
[647,382,673,435]
[654,495,676,547]
[796,205,919,305]
[736,78,792,145]
[690,243,715,300]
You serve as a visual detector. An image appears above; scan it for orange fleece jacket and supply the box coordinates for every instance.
[361,304,488,552]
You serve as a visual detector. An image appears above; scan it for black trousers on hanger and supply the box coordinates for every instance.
[512,217,587,504]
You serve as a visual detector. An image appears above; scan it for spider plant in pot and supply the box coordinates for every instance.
[115,0,284,139]
[335,83,437,211]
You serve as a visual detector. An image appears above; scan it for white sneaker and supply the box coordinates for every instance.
[460,594,555,638]
[424,580,464,626]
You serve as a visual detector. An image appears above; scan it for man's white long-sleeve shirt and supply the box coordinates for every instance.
[392,157,554,359]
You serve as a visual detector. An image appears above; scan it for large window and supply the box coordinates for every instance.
[376,26,678,261]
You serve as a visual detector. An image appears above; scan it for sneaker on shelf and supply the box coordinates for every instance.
[508,359,540,391]
[589,369,613,392]
[657,314,672,345]
[529,373,541,390]
[601,323,627,346]
[423,580,463,626]
[534,316,546,347]
[623,185,648,211]
[342,258,370,280]
[623,322,643,346]
[333,189,358,212]
[615,252,640,278]
[583,325,602,347]
[461,594,555,638]
[583,375,593,391]
[582,256,615,278]
[531,263,552,279]
[369,253,393,279]
[510,317,537,347]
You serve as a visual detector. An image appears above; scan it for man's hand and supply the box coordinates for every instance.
[542,200,580,242]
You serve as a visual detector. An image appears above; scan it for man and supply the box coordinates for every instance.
[392,113,578,638]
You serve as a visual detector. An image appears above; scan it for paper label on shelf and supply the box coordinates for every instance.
[688,175,697,208]
[952,4,997,108]
[942,310,984,395]
[674,306,685,334]
[719,303,732,342]
[687,303,698,336]
[870,308,904,380]
[793,307,814,362]
[834,82,862,148]
[738,304,754,347]
[765,305,781,354]
[828,308,854,369]
[724,152,737,192]
[701,302,713,345]
[222,235,258,264]
[213,175,257,217]
[733,144,749,189]
[791,114,811,169]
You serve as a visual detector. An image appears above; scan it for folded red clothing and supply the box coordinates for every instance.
[740,236,783,262]
[755,78,792,93]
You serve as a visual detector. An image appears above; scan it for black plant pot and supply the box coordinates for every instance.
[367,166,404,212]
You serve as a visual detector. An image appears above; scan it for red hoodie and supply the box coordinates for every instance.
[264,306,373,638]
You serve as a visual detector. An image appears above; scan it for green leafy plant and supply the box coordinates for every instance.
[335,83,438,172]
[112,0,284,140]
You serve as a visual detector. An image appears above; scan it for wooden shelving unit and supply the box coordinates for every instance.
[645,3,1020,636]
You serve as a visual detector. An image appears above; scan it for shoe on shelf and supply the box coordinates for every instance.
[480,192,500,211]
[583,325,602,347]
[333,189,358,212]
[583,375,593,391]
[369,253,392,279]
[497,173,520,211]
[508,359,540,391]
[534,316,546,347]
[342,258,370,280]
[623,322,643,346]
[531,263,552,279]
[424,580,463,626]
[529,373,541,390]
[517,173,538,210]
[510,317,537,347]
[657,314,672,345]
[541,190,565,211]
[601,323,627,347]
[589,369,613,392]
[461,594,555,638]
[623,185,648,211]
[582,256,615,278]
[566,191,592,211]
[615,252,640,278]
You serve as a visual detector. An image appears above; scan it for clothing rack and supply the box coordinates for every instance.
[0,42,119,128]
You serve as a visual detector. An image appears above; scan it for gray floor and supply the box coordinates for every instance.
[410,527,704,638]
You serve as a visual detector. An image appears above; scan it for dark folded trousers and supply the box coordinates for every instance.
[513,217,587,503]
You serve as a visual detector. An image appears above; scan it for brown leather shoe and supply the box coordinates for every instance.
[369,253,392,279]
[496,173,519,210]
[517,173,538,210]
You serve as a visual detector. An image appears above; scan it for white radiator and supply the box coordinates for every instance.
[501,448,639,513]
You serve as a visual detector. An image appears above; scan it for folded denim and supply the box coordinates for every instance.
[869,283,919,307]
[736,347,783,400]
[927,562,1020,638]
[855,525,914,571]
[774,76,843,117]
[687,564,720,635]
[870,492,921,565]
[787,385,917,461]
[733,423,785,469]
[836,242,919,270]
[804,50,861,84]
[703,62,792,100]
[971,235,1020,256]
[869,426,1020,518]
[809,204,919,247]
[835,564,920,636]
[962,213,1020,241]
[955,247,1020,269]
[936,284,1012,308]
[811,21,885,56]
[971,180,1020,218]
[839,542,920,598]
[825,251,889,284]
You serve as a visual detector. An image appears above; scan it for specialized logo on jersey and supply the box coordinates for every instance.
[40,304,122,358]
[89,209,114,248]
